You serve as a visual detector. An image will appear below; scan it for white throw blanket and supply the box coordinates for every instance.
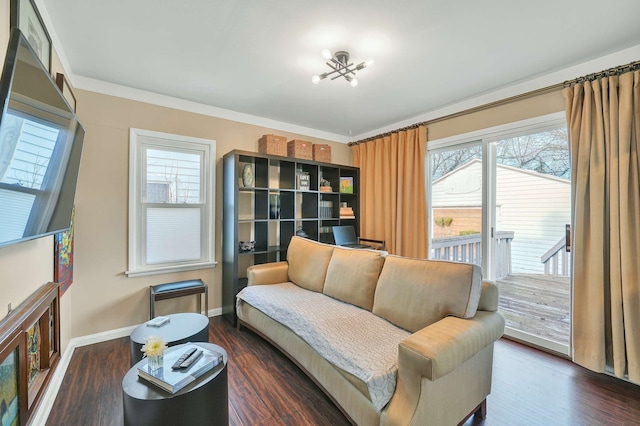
[236,282,410,411]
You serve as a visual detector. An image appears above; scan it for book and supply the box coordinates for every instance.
[137,345,224,394]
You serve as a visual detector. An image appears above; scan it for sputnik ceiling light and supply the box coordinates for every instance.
[312,49,373,87]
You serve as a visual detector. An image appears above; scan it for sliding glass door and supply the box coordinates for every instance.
[427,113,571,355]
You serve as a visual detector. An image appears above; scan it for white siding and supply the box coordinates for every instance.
[432,160,570,274]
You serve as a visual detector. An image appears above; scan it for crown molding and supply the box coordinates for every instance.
[73,76,350,143]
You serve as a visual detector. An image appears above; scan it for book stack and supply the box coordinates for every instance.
[137,345,224,394]
[340,205,355,219]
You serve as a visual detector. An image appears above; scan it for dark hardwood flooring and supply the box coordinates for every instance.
[46,316,640,426]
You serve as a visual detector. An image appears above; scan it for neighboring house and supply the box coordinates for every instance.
[431,159,570,274]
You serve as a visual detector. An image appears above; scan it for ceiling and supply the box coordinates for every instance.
[41,0,640,141]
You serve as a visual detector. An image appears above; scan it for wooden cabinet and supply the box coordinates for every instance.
[222,150,360,324]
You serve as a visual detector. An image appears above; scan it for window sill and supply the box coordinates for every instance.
[125,261,218,278]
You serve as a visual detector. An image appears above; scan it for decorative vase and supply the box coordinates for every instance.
[296,226,308,238]
[148,354,163,372]
[242,164,254,187]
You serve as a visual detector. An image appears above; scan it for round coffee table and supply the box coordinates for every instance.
[129,313,209,366]
[122,342,228,426]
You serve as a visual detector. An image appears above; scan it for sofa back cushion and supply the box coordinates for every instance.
[372,256,482,332]
[323,247,385,311]
[287,236,334,292]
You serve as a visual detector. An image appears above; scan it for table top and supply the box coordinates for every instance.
[122,342,227,400]
[130,313,210,345]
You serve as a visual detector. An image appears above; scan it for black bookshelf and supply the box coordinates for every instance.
[222,149,360,325]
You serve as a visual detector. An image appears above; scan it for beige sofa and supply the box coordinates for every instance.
[236,236,505,426]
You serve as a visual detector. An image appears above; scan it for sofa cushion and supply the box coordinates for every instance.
[323,247,385,311]
[372,256,482,332]
[286,236,334,292]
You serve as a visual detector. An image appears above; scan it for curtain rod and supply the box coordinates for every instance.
[349,59,640,147]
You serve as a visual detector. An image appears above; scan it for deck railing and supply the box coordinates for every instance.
[431,231,514,278]
[540,237,571,276]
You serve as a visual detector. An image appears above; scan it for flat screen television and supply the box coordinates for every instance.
[0,28,85,249]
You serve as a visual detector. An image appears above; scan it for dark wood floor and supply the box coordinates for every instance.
[46,316,640,426]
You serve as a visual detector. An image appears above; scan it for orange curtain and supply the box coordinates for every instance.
[565,70,640,383]
[351,126,427,257]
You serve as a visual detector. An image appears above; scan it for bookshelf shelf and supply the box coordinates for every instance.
[222,149,360,325]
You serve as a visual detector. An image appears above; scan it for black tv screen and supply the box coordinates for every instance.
[0,28,85,248]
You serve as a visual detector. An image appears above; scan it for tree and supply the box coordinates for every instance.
[430,128,570,180]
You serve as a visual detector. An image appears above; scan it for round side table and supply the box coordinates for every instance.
[122,342,228,426]
[129,313,209,366]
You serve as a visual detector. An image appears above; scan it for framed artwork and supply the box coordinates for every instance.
[54,207,74,296]
[10,0,52,73]
[340,177,354,194]
[0,346,21,426]
[55,73,77,112]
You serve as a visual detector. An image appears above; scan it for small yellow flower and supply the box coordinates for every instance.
[140,335,167,357]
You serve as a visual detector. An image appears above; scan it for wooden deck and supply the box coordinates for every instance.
[496,273,570,345]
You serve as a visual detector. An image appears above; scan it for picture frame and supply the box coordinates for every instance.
[56,73,77,112]
[54,206,74,296]
[0,332,26,426]
[10,0,52,73]
[340,176,354,194]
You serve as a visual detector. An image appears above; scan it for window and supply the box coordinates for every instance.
[128,128,216,276]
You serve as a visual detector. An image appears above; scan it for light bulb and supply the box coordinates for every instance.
[312,75,321,84]
[366,59,374,66]
[350,78,358,87]
[321,49,332,60]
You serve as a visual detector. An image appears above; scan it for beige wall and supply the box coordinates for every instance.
[68,90,351,337]
[427,90,565,141]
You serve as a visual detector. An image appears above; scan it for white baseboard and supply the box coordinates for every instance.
[31,309,222,425]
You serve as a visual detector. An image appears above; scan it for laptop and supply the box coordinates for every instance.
[332,226,372,249]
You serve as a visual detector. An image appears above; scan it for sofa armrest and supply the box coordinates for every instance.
[247,261,289,285]
[399,311,505,381]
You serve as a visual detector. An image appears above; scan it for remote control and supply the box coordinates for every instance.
[147,316,170,327]
[179,349,203,369]
[171,348,197,370]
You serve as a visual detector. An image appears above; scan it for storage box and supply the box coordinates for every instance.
[313,144,332,163]
[287,140,313,160]
[258,134,287,156]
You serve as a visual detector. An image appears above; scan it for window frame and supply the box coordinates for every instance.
[127,128,216,277]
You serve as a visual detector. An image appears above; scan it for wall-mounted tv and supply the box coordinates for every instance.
[0,28,85,249]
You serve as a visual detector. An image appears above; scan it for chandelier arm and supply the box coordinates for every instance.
[332,66,357,80]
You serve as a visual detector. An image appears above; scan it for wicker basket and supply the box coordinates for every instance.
[287,140,313,160]
[313,144,332,163]
[258,134,287,156]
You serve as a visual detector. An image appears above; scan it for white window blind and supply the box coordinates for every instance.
[128,128,216,276]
